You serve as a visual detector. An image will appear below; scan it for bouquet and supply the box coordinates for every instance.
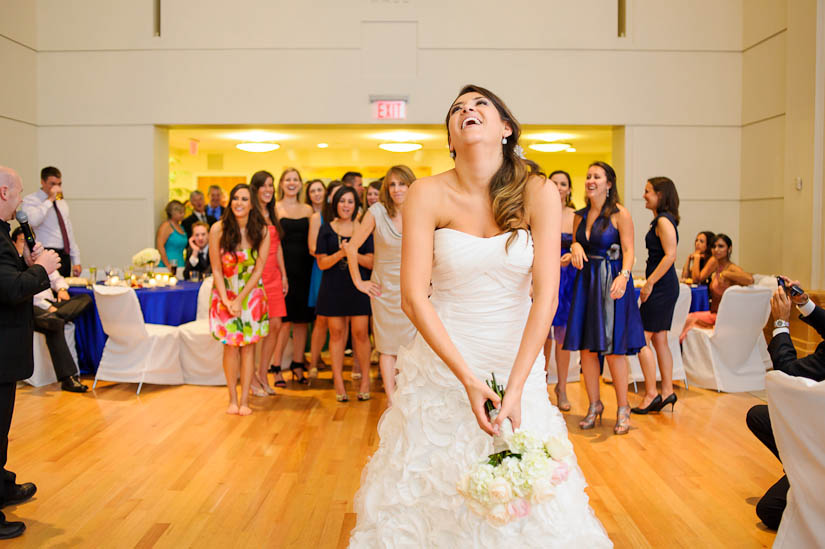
[132,248,161,267]
[457,374,574,526]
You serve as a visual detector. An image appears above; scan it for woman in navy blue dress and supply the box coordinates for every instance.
[545,170,576,412]
[563,162,645,435]
[632,177,680,415]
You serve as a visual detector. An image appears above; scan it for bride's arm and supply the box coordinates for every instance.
[400,179,501,435]
[493,175,561,432]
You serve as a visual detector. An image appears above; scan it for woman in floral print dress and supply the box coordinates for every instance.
[209,183,271,416]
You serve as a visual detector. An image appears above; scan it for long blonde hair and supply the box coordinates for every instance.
[445,84,541,249]
[379,165,416,218]
[276,167,303,200]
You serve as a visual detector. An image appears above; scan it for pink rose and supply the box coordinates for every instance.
[551,461,569,485]
[506,498,531,519]
[247,288,267,321]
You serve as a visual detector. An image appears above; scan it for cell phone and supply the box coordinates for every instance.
[776,276,785,289]
[777,276,805,297]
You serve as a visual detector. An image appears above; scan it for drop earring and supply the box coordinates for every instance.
[502,137,508,145]
[450,150,456,159]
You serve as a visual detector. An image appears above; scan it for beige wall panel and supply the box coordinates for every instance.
[37,48,741,126]
[630,0,742,51]
[0,118,38,193]
[0,38,36,123]
[743,0,787,48]
[741,115,785,199]
[627,126,741,201]
[739,199,784,275]
[0,0,37,49]
[630,198,742,271]
[742,33,786,124]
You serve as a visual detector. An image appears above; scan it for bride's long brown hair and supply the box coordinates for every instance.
[445,84,542,249]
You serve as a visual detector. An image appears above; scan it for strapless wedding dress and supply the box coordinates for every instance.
[349,229,612,548]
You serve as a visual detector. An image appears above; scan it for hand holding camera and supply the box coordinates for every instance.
[776,275,808,304]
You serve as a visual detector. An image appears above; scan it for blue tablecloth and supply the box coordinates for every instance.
[68,281,201,374]
[633,284,709,313]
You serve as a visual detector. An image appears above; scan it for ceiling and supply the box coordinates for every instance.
[168,124,614,155]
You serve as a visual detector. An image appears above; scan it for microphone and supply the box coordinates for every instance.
[14,210,37,252]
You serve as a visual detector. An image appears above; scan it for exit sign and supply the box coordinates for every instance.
[373,100,407,120]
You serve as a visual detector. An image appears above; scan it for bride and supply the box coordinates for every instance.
[349,85,612,547]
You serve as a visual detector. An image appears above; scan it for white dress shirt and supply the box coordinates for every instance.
[22,189,81,265]
[772,299,816,337]
[33,271,69,311]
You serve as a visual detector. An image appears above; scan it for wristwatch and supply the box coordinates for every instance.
[774,319,790,329]
[618,269,631,278]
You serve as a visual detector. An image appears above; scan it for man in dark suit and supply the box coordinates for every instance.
[747,276,825,530]
[0,166,62,539]
[181,190,216,237]
[183,221,211,280]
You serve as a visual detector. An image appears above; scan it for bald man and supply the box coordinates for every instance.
[0,166,61,539]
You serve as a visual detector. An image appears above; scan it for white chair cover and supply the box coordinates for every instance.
[753,273,779,289]
[682,286,772,392]
[545,338,580,383]
[604,283,690,387]
[27,323,79,387]
[766,371,825,548]
[93,285,183,393]
[178,277,225,385]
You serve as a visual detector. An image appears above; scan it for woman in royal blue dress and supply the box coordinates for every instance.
[563,161,646,435]
[544,169,576,412]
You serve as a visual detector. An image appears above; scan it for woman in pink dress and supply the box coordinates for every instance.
[250,170,288,395]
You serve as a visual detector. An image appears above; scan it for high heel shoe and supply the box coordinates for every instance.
[357,392,371,401]
[631,394,662,415]
[254,373,276,395]
[614,406,631,435]
[271,366,286,388]
[249,385,267,397]
[290,361,310,385]
[554,385,571,412]
[579,401,604,429]
[336,393,349,402]
[657,392,678,412]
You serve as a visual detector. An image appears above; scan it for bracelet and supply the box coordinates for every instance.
[618,269,631,278]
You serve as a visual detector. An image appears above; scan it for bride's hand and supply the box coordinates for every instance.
[464,377,501,436]
[493,390,522,432]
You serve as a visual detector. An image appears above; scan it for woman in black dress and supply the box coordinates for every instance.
[315,186,374,402]
[632,177,680,414]
[271,168,315,385]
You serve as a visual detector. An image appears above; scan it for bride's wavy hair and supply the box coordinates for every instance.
[445,84,541,250]
[220,183,266,261]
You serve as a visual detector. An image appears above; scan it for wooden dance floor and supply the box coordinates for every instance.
[8,366,778,548]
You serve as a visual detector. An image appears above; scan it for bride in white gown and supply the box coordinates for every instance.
[349,85,612,548]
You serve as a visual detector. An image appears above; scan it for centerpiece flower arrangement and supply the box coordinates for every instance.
[457,374,574,526]
[132,248,161,271]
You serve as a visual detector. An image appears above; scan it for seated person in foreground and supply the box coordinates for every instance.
[679,233,753,342]
[12,228,92,392]
[747,277,825,530]
[183,221,212,280]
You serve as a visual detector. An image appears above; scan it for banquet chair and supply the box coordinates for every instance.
[766,371,825,548]
[27,323,79,387]
[603,283,691,389]
[92,285,183,394]
[682,286,772,392]
[178,277,225,385]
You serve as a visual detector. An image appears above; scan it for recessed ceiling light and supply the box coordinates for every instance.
[523,132,575,142]
[236,142,280,153]
[223,130,291,142]
[370,131,430,142]
[379,143,423,153]
[317,143,329,149]
[566,147,577,153]
[528,143,572,153]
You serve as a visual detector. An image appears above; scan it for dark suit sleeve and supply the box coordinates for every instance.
[0,244,50,306]
[182,216,194,237]
[768,329,825,382]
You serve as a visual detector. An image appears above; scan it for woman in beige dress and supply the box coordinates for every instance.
[343,165,417,405]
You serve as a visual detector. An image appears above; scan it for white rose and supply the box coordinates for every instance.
[487,477,513,503]
[529,477,556,504]
[544,436,573,460]
[486,504,512,526]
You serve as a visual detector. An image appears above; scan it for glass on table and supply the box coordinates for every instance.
[88,266,97,285]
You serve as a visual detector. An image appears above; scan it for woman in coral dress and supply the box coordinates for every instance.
[209,183,271,416]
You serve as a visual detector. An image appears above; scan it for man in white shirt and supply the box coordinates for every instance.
[181,190,217,237]
[12,228,90,392]
[21,167,81,278]
[183,222,211,280]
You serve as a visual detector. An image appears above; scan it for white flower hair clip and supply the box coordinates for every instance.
[513,144,526,160]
